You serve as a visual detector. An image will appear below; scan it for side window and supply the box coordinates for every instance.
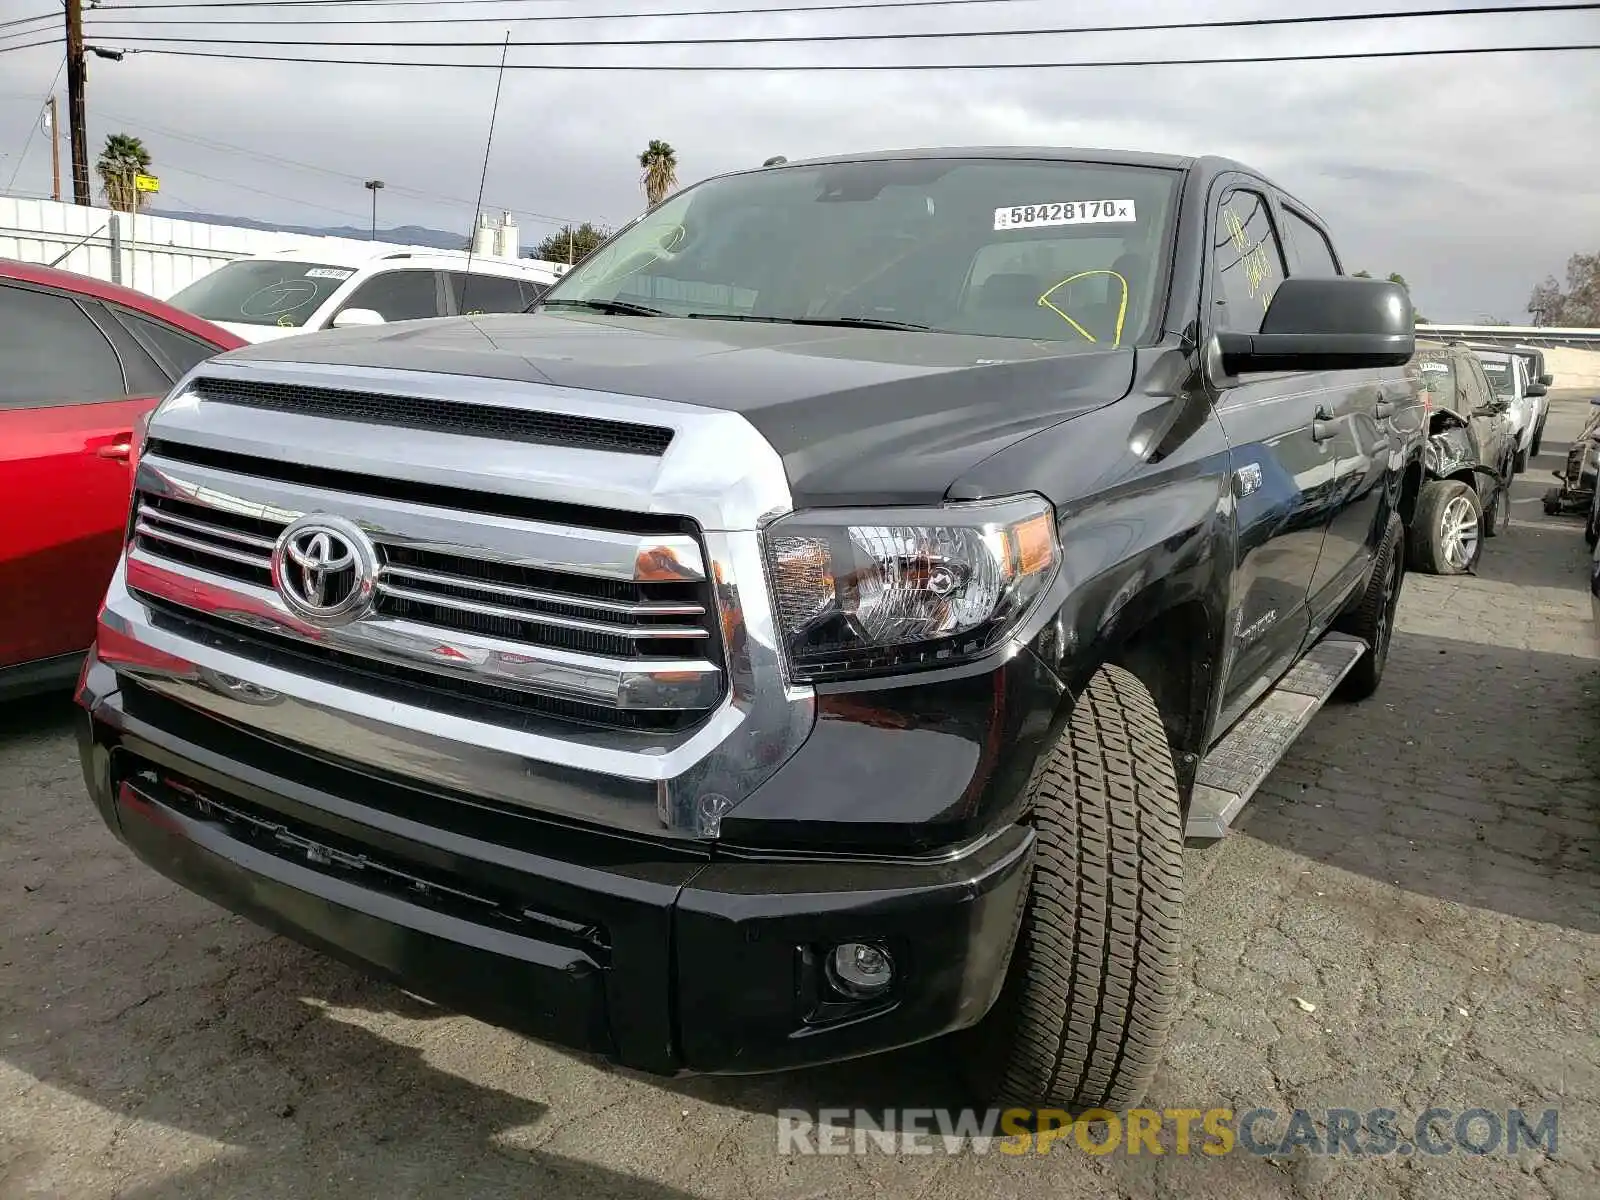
[1212,188,1286,334]
[0,283,127,409]
[450,272,540,315]
[1279,207,1341,277]
[109,307,223,381]
[340,270,443,323]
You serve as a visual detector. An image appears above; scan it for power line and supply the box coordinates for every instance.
[3,53,66,195]
[94,41,1600,69]
[153,159,373,220]
[94,0,1020,9]
[0,37,61,56]
[80,3,1600,49]
[0,12,57,32]
[83,0,1140,26]
[100,110,599,226]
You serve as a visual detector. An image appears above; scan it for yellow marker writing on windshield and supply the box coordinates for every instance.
[1038,269,1129,346]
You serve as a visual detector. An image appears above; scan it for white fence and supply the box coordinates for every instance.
[0,197,565,302]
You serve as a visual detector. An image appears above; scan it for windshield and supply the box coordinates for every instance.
[168,260,355,328]
[539,158,1181,346]
[1476,355,1516,398]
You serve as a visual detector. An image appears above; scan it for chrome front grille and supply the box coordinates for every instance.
[127,449,727,730]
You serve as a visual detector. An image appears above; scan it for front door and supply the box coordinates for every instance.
[1205,184,1332,733]
[1274,201,1394,618]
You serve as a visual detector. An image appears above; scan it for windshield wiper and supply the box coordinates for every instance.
[687,313,933,333]
[540,298,669,317]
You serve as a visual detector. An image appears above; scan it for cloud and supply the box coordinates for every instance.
[1,0,1595,320]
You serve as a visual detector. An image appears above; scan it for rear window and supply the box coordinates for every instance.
[168,260,355,328]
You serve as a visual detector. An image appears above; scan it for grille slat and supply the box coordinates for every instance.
[380,563,706,620]
[375,582,709,641]
[192,377,674,457]
[135,520,274,571]
[139,506,279,552]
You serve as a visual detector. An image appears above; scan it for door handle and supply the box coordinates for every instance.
[1311,404,1337,443]
[96,439,133,462]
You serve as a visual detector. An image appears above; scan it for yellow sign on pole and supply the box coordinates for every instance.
[134,174,160,193]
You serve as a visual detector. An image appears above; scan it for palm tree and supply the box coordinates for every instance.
[638,140,678,209]
[96,133,152,213]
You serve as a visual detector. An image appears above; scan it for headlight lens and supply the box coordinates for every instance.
[762,494,1059,683]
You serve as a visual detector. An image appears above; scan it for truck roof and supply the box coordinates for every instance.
[747,146,1307,218]
[759,146,1276,182]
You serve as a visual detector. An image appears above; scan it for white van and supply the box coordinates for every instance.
[165,246,559,345]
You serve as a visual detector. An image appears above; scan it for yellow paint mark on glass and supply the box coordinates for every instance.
[1037,269,1129,346]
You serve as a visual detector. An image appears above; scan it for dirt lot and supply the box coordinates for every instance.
[3,398,1597,1200]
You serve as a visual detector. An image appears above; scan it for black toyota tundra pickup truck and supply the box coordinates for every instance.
[76,148,1420,1111]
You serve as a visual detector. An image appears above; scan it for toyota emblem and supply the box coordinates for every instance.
[272,515,377,624]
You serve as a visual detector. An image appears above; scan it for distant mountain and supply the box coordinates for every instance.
[147,207,467,251]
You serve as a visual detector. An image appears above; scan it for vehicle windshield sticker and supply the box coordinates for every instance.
[994,200,1136,231]
[304,268,355,280]
[1421,361,1449,373]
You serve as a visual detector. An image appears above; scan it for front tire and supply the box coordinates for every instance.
[1586,487,1600,549]
[961,663,1183,1113]
[1335,513,1405,700]
[1531,416,1546,458]
[1409,479,1482,575]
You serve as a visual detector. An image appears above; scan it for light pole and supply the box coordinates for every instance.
[364,179,384,240]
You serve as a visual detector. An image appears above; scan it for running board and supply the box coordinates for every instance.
[1184,633,1368,842]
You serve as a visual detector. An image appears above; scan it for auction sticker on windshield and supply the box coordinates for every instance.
[995,200,1136,230]
[305,268,355,280]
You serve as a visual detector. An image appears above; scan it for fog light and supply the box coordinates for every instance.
[826,942,894,998]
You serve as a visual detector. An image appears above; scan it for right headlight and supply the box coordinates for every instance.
[761,493,1060,684]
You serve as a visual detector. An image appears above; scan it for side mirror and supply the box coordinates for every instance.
[331,307,385,329]
[1216,277,1414,375]
[1525,381,1549,398]
[1540,373,1554,386]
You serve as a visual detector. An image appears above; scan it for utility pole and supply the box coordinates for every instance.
[65,0,90,206]
[364,179,384,240]
[47,96,61,202]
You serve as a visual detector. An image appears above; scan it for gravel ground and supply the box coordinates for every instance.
[2,397,1597,1200]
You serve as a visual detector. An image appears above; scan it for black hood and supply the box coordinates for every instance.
[224,312,1136,507]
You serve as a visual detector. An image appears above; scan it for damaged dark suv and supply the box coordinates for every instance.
[77,148,1417,1111]
[1403,341,1518,574]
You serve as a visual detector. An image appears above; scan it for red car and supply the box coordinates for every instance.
[0,260,245,700]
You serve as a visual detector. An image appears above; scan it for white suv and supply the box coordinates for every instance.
[166,246,559,345]
[1472,346,1549,473]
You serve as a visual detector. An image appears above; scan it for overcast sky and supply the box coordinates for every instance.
[2,0,1597,321]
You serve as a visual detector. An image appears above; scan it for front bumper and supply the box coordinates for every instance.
[78,652,1035,1076]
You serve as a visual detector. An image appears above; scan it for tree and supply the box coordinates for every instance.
[1527,252,1600,326]
[96,133,152,214]
[532,222,610,265]
[638,139,678,209]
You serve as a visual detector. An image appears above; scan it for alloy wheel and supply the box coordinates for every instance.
[1440,495,1479,570]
